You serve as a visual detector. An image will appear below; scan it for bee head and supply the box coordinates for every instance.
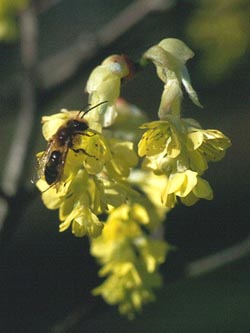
[71,119,89,132]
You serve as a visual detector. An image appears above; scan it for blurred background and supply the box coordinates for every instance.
[0,0,249,332]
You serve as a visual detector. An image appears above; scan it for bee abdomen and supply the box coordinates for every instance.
[45,150,62,185]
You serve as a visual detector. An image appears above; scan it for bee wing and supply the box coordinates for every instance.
[55,144,69,185]
[35,141,54,182]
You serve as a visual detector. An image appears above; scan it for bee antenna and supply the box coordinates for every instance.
[78,103,91,117]
[80,101,108,118]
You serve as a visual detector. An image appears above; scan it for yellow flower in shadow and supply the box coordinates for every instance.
[91,202,169,318]
[162,170,213,209]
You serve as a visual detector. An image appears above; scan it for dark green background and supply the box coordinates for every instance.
[0,0,249,332]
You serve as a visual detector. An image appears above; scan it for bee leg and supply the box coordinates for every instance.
[75,130,97,138]
[72,148,95,157]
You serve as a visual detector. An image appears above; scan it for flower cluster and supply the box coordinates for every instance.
[36,38,231,318]
[37,109,138,238]
[138,117,231,208]
[91,202,169,318]
[139,38,231,209]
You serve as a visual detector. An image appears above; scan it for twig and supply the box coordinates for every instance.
[0,4,38,243]
[49,235,250,332]
[1,5,38,197]
[51,299,100,333]
[38,0,175,89]
[35,0,63,14]
[0,198,8,233]
[186,235,250,277]
[96,0,174,47]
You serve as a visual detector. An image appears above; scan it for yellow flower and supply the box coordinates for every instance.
[73,131,111,174]
[110,98,148,143]
[85,55,133,130]
[129,170,169,218]
[59,203,104,238]
[92,262,161,319]
[38,164,136,238]
[36,178,66,209]
[105,139,138,179]
[36,148,83,198]
[90,202,169,317]
[38,168,104,237]
[142,38,202,117]
[161,170,213,208]
[91,204,143,250]
[138,119,181,159]
[36,107,139,238]
[134,237,168,273]
[138,115,231,209]
[41,108,105,140]
[187,127,232,163]
[41,110,74,141]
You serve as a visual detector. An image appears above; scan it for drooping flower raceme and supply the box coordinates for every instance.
[35,38,231,318]
[91,202,169,318]
[138,38,231,209]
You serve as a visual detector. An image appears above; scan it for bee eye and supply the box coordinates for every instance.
[72,121,80,129]
[72,120,88,131]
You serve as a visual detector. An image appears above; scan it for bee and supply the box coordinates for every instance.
[37,102,107,189]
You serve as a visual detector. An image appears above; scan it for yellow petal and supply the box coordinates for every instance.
[167,172,186,194]
[166,127,181,158]
[180,192,199,206]
[187,131,204,150]
[59,204,80,232]
[41,112,70,141]
[131,204,149,225]
[168,170,198,197]
[193,177,213,200]
[189,150,208,175]
[178,170,198,197]
[107,140,138,177]
[158,38,194,64]
[161,190,176,209]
